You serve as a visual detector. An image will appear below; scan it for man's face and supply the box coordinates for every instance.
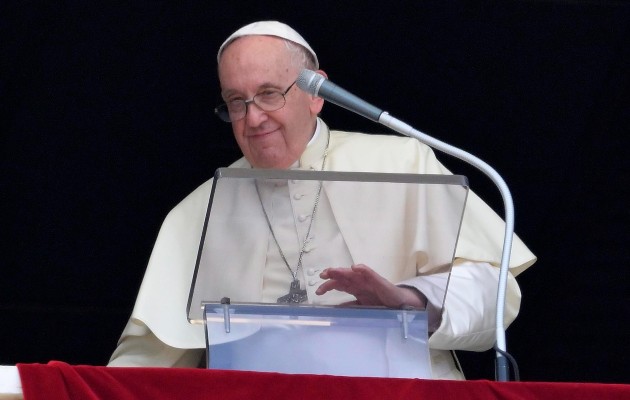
[218,35,324,169]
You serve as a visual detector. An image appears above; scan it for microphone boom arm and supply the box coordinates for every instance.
[297,69,514,381]
[379,112,514,382]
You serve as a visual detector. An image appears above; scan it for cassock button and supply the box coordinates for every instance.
[293,193,304,200]
[298,214,309,222]
[308,279,318,286]
[306,268,315,276]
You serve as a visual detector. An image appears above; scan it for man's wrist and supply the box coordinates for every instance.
[397,285,428,310]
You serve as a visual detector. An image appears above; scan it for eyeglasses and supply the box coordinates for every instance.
[214,81,297,122]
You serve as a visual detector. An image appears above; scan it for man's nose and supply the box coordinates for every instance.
[244,101,268,125]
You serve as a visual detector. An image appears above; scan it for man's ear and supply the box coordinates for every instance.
[308,69,328,114]
[315,69,328,80]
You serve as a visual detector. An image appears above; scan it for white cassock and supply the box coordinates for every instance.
[109,118,536,380]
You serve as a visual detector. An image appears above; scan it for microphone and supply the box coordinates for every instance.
[296,69,383,122]
[297,68,517,382]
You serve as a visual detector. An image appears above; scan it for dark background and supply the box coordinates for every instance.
[1,1,628,384]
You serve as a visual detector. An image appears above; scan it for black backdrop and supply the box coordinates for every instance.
[1,1,628,384]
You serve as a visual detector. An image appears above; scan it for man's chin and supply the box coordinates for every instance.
[249,155,295,170]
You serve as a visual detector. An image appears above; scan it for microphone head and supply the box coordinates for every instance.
[297,69,325,96]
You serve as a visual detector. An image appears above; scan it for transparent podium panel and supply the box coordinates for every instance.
[204,302,431,378]
[188,168,469,324]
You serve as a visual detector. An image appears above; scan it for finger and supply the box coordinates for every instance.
[315,279,342,295]
[316,274,360,295]
[321,267,355,281]
[350,264,372,273]
[319,266,351,279]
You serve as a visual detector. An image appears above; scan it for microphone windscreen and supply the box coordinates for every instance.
[297,69,325,96]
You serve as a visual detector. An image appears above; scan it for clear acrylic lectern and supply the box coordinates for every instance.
[187,168,468,378]
[203,302,430,378]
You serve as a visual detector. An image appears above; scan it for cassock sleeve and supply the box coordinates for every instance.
[399,260,521,351]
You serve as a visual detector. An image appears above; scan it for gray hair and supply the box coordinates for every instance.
[284,39,318,71]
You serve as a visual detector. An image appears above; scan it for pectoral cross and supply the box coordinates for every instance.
[277,279,308,303]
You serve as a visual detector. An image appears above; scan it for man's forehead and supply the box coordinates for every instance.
[218,36,292,76]
[218,40,295,96]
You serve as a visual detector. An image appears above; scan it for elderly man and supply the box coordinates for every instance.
[108,21,536,380]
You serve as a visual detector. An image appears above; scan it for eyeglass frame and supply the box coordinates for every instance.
[214,80,297,123]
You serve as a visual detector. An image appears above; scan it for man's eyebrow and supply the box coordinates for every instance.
[221,82,282,98]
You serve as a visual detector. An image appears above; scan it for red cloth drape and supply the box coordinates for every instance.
[17,361,630,400]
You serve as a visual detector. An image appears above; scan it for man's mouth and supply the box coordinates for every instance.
[248,128,278,138]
